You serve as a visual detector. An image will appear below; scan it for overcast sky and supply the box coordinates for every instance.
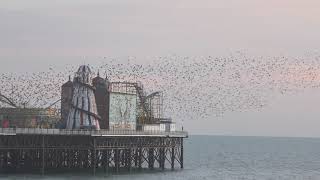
[1,0,320,137]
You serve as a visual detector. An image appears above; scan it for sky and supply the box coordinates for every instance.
[1,0,320,137]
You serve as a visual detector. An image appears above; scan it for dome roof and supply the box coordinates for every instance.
[77,65,92,74]
[62,81,73,87]
[75,65,93,84]
[62,76,73,87]
[92,71,107,87]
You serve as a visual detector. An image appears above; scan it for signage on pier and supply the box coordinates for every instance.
[109,92,137,130]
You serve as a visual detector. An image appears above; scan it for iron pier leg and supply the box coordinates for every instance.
[148,148,154,170]
[160,148,165,170]
[134,148,138,167]
[171,147,175,170]
[115,149,120,173]
[124,149,127,168]
[93,138,96,176]
[42,135,45,175]
[106,150,109,175]
[138,148,142,170]
[128,149,132,172]
[180,138,184,169]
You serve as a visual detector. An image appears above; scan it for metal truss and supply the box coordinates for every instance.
[0,135,184,175]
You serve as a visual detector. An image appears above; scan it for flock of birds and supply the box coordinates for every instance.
[1,53,320,124]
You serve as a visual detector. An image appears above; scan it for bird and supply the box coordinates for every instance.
[1,53,320,126]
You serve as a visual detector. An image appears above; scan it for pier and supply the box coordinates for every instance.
[0,65,188,175]
[0,128,187,175]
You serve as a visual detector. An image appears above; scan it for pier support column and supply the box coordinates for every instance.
[127,149,132,172]
[161,148,166,170]
[105,150,109,174]
[41,135,45,175]
[171,147,175,170]
[0,150,4,173]
[134,148,138,167]
[148,148,154,169]
[115,149,120,173]
[180,138,184,169]
[138,148,142,170]
[93,138,96,176]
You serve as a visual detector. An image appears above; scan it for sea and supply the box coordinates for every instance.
[2,135,320,180]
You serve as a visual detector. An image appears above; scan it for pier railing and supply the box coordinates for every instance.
[0,128,188,137]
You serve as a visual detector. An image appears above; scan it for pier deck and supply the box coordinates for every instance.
[0,128,187,175]
[0,128,188,137]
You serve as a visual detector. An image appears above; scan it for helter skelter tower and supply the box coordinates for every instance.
[66,65,100,130]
